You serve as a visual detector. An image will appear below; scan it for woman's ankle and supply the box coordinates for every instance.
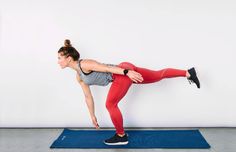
[186,71,191,78]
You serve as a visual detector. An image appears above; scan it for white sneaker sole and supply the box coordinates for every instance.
[194,67,199,77]
[104,141,129,145]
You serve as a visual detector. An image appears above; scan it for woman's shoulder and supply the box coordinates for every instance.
[80,58,101,67]
[80,58,97,63]
[79,58,97,73]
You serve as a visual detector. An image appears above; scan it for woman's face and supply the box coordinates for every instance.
[57,53,70,69]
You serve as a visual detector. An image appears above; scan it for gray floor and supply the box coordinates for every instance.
[0,128,235,152]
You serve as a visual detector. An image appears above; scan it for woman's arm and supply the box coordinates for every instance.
[81,59,143,83]
[76,74,99,129]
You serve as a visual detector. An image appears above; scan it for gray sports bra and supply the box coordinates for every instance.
[78,59,117,86]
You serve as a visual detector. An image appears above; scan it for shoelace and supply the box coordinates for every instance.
[188,78,194,84]
[188,79,192,84]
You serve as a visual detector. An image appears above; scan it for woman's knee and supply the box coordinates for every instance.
[105,101,116,111]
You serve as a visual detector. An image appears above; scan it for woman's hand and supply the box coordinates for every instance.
[91,116,100,129]
[127,70,143,83]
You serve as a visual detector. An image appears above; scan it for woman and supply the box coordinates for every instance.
[57,39,200,145]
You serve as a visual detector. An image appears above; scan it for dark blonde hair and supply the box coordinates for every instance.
[58,39,80,61]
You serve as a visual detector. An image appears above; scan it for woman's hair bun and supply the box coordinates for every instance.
[64,39,72,47]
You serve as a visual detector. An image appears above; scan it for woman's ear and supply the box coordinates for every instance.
[67,56,72,62]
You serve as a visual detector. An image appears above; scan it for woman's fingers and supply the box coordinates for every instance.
[95,123,100,129]
[132,76,142,83]
[92,116,100,129]
[127,70,143,83]
[134,73,143,82]
[133,71,143,81]
[93,121,100,129]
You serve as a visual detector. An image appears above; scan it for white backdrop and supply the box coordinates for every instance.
[0,0,235,127]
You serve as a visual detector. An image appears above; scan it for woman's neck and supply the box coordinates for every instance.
[68,60,80,73]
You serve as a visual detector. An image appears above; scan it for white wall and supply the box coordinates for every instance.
[0,0,235,127]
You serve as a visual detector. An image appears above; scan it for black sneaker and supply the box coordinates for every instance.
[104,133,128,145]
[187,67,200,88]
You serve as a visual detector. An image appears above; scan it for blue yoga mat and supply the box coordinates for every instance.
[50,129,210,149]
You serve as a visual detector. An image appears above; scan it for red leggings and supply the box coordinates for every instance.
[105,62,187,134]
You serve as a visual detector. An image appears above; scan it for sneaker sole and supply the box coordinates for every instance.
[194,67,199,77]
[104,141,129,145]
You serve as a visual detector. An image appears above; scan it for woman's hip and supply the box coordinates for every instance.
[117,62,137,70]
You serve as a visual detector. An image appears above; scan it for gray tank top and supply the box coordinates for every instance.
[78,59,117,86]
